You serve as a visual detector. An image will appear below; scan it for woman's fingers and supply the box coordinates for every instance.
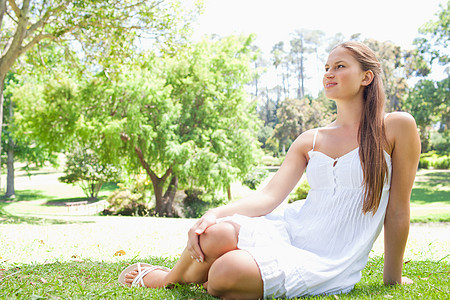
[187,214,217,262]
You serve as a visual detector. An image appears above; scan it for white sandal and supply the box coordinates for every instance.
[118,262,170,287]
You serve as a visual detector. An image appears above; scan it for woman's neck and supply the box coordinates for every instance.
[333,97,363,128]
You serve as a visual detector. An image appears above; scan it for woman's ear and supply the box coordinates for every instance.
[361,70,374,86]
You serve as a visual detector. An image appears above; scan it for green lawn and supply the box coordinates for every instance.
[1,257,448,299]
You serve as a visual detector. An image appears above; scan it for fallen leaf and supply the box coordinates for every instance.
[30,282,36,286]
[114,250,126,256]
[404,259,412,264]
[39,278,48,284]
[39,240,45,245]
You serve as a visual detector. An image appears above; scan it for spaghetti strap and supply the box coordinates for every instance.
[312,128,319,151]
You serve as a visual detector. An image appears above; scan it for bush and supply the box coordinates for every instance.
[59,144,120,200]
[102,174,151,216]
[182,188,226,218]
[243,167,269,190]
[289,179,311,203]
[419,151,450,169]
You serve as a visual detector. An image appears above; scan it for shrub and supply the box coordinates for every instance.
[59,144,120,200]
[289,179,311,203]
[243,167,269,190]
[182,188,226,218]
[419,151,450,169]
[102,174,151,216]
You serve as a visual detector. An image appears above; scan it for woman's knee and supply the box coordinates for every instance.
[199,222,238,259]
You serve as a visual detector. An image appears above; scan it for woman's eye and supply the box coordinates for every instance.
[337,65,344,69]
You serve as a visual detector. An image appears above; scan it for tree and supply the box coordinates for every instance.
[2,72,57,197]
[0,0,201,186]
[414,2,449,70]
[14,35,263,217]
[58,143,120,200]
[404,78,449,152]
[273,97,331,154]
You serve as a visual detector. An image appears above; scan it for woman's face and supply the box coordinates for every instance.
[323,46,367,101]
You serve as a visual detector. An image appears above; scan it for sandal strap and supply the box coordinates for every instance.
[131,263,170,287]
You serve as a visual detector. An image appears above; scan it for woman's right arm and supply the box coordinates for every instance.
[187,129,315,261]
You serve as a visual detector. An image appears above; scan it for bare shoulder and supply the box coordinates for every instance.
[291,129,317,152]
[384,112,421,157]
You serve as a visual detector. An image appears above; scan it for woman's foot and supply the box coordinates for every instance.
[119,263,170,288]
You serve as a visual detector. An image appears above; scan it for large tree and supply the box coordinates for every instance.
[13,35,263,216]
[0,0,201,187]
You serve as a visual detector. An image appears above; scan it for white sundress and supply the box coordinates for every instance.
[219,129,392,298]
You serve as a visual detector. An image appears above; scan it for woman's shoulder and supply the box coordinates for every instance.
[384,112,419,152]
[385,112,417,135]
[289,128,320,153]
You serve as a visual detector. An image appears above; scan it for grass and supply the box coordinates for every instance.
[0,257,448,299]
[410,169,450,223]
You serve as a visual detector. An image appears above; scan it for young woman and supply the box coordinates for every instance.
[119,41,421,299]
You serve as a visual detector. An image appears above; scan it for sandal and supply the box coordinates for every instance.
[118,262,170,287]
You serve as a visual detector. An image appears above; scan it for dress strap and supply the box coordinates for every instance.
[312,128,319,151]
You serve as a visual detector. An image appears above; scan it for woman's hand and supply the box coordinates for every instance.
[187,212,217,263]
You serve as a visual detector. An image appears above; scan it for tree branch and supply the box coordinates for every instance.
[18,33,55,56]
[26,2,69,38]
[0,0,7,35]
[7,0,19,19]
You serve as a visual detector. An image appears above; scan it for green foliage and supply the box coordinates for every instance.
[273,97,331,154]
[414,2,449,66]
[103,174,152,216]
[419,152,450,170]
[182,188,227,218]
[289,179,311,203]
[430,130,450,153]
[59,144,120,200]
[243,167,269,190]
[404,78,449,152]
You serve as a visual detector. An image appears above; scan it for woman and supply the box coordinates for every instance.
[119,41,421,299]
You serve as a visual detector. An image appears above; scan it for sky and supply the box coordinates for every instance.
[189,0,447,95]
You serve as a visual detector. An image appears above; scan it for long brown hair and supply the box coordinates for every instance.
[338,41,388,214]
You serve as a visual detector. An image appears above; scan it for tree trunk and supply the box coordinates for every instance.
[151,174,178,217]
[161,175,178,217]
[5,98,15,198]
[0,75,5,192]
[5,138,15,198]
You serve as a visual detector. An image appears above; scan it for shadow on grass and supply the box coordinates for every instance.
[1,189,54,202]
[0,257,448,299]
[411,170,450,206]
[101,182,119,192]
[45,196,107,206]
[0,202,93,225]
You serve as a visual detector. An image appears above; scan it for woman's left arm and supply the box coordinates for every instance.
[383,112,421,285]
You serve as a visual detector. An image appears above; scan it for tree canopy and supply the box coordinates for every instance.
[12,35,263,216]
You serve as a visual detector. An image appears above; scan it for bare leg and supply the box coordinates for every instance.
[207,250,264,300]
[123,221,239,287]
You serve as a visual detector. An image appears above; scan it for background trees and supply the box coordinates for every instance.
[0,0,201,188]
[11,35,262,216]
[2,1,448,214]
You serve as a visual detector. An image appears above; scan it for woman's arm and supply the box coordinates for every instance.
[383,112,421,285]
[187,129,315,261]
